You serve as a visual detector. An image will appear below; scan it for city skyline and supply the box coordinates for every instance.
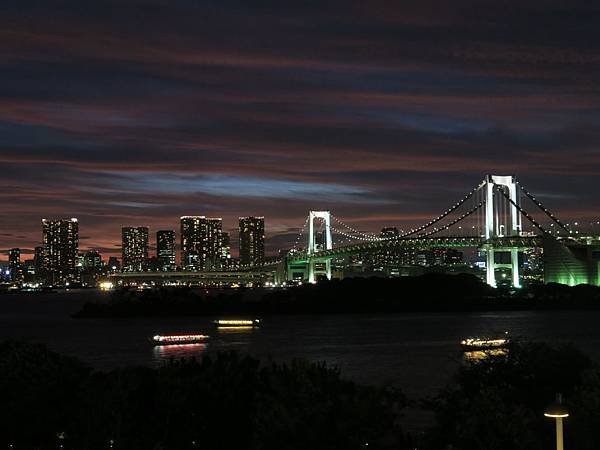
[2,195,600,262]
[3,176,592,287]
[1,215,271,262]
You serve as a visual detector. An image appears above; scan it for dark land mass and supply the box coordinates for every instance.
[1,340,599,449]
[74,273,600,318]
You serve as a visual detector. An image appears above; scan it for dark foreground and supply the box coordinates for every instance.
[2,341,600,449]
[75,274,600,318]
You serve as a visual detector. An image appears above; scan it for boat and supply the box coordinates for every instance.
[460,333,509,351]
[213,319,261,328]
[151,334,209,346]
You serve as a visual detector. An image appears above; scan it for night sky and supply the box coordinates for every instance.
[2,0,600,257]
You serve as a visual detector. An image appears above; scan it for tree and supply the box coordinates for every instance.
[426,342,594,450]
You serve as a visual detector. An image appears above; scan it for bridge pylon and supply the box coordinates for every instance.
[484,175,522,288]
[307,210,332,283]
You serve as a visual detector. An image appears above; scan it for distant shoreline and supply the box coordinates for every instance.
[71,273,600,318]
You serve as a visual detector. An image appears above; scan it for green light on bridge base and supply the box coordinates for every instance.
[555,274,591,287]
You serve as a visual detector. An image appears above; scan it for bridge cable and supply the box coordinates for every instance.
[389,183,485,240]
[291,202,485,263]
[330,215,385,241]
[418,201,485,238]
[330,226,381,242]
[517,182,570,234]
[291,217,310,251]
[497,189,550,235]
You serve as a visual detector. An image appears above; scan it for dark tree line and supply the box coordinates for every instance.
[2,340,600,449]
[0,341,406,450]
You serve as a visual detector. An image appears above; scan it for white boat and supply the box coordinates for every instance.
[151,334,209,346]
[461,334,509,351]
[213,319,261,328]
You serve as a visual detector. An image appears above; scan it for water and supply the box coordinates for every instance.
[2,290,600,402]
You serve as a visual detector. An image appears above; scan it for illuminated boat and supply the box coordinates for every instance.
[151,334,209,346]
[461,334,509,351]
[213,319,261,328]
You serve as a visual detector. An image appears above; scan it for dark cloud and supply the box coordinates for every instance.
[1,0,599,258]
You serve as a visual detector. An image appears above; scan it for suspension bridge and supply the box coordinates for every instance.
[112,174,600,288]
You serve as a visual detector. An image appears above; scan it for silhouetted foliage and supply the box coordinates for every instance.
[426,342,600,450]
[3,340,600,449]
[0,341,90,448]
[0,342,407,450]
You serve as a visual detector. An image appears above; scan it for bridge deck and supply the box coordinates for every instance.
[287,235,544,263]
[111,270,273,282]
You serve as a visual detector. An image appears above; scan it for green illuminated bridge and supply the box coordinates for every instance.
[286,236,543,263]
[112,174,600,288]
[278,174,599,287]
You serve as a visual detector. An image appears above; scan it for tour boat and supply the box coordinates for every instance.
[460,333,509,351]
[151,334,209,346]
[213,319,261,328]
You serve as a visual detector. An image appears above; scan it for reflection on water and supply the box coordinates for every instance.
[153,343,208,363]
[463,348,508,362]
[216,326,256,334]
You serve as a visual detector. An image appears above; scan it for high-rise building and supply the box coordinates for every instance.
[42,218,79,285]
[239,217,265,266]
[180,216,223,270]
[34,246,44,273]
[220,231,231,266]
[8,248,21,282]
[80,250,103,287]
[23,259,36,282]
[181,216,198,269]
[122,227,148,272]
[181,216,202,269]
[205,218,223,270]
[82,250,103,269]
[157,230,176,270]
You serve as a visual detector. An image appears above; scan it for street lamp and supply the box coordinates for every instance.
[544,393,569,450]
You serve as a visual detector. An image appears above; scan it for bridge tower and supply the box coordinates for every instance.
[484,175,522,288]
[307,210,332,283]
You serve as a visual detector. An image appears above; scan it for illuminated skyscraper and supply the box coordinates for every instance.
[32,245,45,282]
[34,246,44,273]
[42,218,79,285]
[80,249,103,287]
[82,250,103,269]
[8,248,21,282]
[122,227,148,272]
[239,217,265,266]
[205,218,223,269]
[180,216,223,270]
[157,230,176,270]
[220,231,231,266]
[181,216,201,269]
